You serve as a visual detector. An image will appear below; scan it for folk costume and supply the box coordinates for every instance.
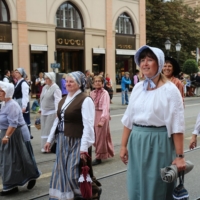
[121,46,185,200]
[0,82,40,194]
[90,88,114,161]
[13,68,31,137]
[47,71,95,200]
[40,72,61,151]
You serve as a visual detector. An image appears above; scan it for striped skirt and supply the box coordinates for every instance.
[127,126,176,200]
[49,132,81,200]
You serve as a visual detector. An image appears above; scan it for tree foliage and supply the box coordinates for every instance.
[146,0,200,66]
[182,59,199,74]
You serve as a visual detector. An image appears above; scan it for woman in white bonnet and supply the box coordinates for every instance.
[120,45,186,200]
[39,72,62,152]
[13,67,33,139]
[0,81,40,196]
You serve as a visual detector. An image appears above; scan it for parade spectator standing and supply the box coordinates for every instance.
[44,71,97,200]
[3,70,10,83]
[35,72,45,98]
[13,68,33,139]
[120,45,185,200]
[121,72,131,105]
[162,57,184,99]
[40,72,61,153]
[60,73,68,97]
[132,69,140,86]
[104,79,113,103]
[195,72,200,96]
[186,76,192,97]
[90,75,114,165]
[190,73,197,96]
[10,70,17,85]
[85,69,93,96]
[0,81,40,196]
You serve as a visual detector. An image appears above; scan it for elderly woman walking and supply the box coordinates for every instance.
[40,72,61,153]
[13,68,33,139]
[120,45,186,200]
[90,75,114,165]
[0,81,40,196]
[44,71,101,200]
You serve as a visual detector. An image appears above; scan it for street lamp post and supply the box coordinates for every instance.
[165,39,171,56]
[175,40,181,64]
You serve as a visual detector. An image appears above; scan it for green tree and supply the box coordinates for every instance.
[182,59,199,74]
[146,0,200,65]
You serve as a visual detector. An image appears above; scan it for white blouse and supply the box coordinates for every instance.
[121,81,185,137]
[192,113,200,135]
[47,89,95,152]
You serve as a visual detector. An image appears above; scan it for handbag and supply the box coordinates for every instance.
[172,171,189,200]
[50,126,59,154]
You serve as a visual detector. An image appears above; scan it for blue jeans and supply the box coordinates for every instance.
[122,88,129,105]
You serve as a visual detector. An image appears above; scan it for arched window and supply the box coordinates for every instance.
[115,13,134,35]
[0,0,9,22]
[56,2,83,29]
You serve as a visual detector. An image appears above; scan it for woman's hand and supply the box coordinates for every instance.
[189,134,197,150]
[2,136,9,144]
[44,142,51,152]
[172,158,186,172]
[80,151,88,163]
[97,123,103,127]
[120,146,128,165]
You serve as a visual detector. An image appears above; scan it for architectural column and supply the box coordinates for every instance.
[16,0,29,75]
[106,0,115,88]
[139,0,146,46]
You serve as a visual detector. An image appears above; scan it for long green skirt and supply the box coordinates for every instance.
[127,126,176,200]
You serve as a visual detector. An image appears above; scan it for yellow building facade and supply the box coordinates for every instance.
[0,0,146,92]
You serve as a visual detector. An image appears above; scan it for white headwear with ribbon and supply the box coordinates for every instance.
[67,71,86,91]
[0,81,14,98]
[16,67,27,78]
[44,72,56,83]
[134,45,164,90]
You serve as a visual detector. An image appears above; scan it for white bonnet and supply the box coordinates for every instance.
[44,72,55,83]
[0,81,14,98]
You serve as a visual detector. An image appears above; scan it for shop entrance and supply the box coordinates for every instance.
[30,52,47,96]
[92,54,105,75]
[57,50,84,73]
[0,50,12,79]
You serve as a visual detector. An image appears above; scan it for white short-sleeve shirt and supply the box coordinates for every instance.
[121,81,185,137]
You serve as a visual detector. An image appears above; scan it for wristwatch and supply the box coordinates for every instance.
[176,154,184,158]
[5,135,10,139]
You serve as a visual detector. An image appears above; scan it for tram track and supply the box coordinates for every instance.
[29,146,200,200]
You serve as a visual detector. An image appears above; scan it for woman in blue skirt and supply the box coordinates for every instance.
[120,45,186,200]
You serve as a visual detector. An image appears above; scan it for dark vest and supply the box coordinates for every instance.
[57,93,87,138]
[13,80,26,99]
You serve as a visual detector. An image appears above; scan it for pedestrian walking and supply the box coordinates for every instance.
[40,72,61,153]
[162,57,184,99]
[60,73,68,97]
[121,72,131,105]
[44,71,102,200]
[0,81,40,196]
[120,45,186,200]
[90,75,114,165]
[13,68,33,139]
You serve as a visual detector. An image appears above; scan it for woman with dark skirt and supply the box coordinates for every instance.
[0,81,40,196]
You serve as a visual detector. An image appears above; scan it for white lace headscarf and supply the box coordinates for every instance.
[134,45,164,90]
[0,81,14,98]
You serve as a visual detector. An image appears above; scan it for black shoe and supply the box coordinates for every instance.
[30,135,34,139]
[92,159,102,166]
[0,187,19,196]
[27,180,36,190]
